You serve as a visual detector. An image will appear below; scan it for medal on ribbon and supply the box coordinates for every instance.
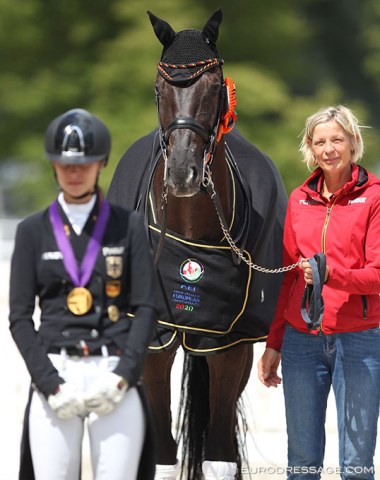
[49,197,110,316]
[67,287,93,315]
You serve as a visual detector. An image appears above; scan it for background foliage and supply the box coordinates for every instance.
[1,0,380,216]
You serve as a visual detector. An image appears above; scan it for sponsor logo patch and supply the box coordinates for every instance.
[348,197,367,205]
[179,259,204,283]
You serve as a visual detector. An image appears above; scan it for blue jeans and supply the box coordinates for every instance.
[281,324,380,480]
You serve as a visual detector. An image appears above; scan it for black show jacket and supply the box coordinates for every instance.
[9,197,157,398]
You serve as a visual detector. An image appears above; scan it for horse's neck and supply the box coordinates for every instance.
[154,145,231,241]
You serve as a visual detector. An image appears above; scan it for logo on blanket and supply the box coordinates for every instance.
[179,258,204,283]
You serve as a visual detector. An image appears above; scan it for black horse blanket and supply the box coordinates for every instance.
[107,128,287,354]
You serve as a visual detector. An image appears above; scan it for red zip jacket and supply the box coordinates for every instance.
[267,164,380,352]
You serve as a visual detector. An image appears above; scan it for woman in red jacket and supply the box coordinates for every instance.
[258,105,380,479]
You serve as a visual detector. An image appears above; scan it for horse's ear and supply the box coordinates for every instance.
[202,8,223,44]
[147,11,176,47]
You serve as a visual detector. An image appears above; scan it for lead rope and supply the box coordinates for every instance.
[202,165,302,274]
[204,166,327,329]
[301,253,326,329]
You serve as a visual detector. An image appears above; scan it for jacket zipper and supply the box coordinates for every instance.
[321,194,368,322]
[321,195,339,254]
[318,195,341,332]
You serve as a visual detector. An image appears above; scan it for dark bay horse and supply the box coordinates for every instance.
[107,9,287,480]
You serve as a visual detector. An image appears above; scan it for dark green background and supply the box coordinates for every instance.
[2,0,380,216]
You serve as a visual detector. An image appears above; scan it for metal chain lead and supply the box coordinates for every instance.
[204,168,302,274]
[217,213,301,273]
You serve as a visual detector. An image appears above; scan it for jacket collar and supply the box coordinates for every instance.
[302,164,368,199]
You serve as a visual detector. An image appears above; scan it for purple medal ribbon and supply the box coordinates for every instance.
[49,198,110,287]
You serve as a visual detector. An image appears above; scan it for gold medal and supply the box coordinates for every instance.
[67,287,93,315]
[108,305,120,322]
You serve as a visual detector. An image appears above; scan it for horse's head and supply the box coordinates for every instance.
[148,9,236,197]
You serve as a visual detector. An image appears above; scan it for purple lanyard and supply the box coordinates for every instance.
[49,198,110,287]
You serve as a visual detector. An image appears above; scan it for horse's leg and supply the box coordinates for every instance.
[143,345,179,466]
[205,343,253,461]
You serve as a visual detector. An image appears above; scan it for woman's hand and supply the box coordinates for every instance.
[84,372,128,415]
[48,383,86,419]
[257,347,282,388]
[300,258,330,284]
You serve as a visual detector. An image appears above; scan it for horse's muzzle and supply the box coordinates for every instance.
[165,164,201,197]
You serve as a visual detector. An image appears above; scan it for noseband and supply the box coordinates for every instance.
[163,117,211,144]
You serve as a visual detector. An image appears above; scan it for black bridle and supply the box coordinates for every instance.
[152,77,225,264]
[154,78,224,183]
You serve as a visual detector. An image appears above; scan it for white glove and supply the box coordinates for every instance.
[84,371,128,416]
[48,383,85,420]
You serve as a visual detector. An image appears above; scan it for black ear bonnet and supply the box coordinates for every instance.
[147,9,224,83]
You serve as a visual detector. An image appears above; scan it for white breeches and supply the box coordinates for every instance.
[29,354,145,480]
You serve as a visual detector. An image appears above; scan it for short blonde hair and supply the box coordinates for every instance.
[299,105,364,169]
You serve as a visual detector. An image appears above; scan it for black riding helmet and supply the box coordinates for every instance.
[44,108,111,165]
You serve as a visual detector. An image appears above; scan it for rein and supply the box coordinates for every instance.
[153,183,168,265]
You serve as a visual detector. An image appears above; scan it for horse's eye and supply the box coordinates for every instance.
[207,84,222,101]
